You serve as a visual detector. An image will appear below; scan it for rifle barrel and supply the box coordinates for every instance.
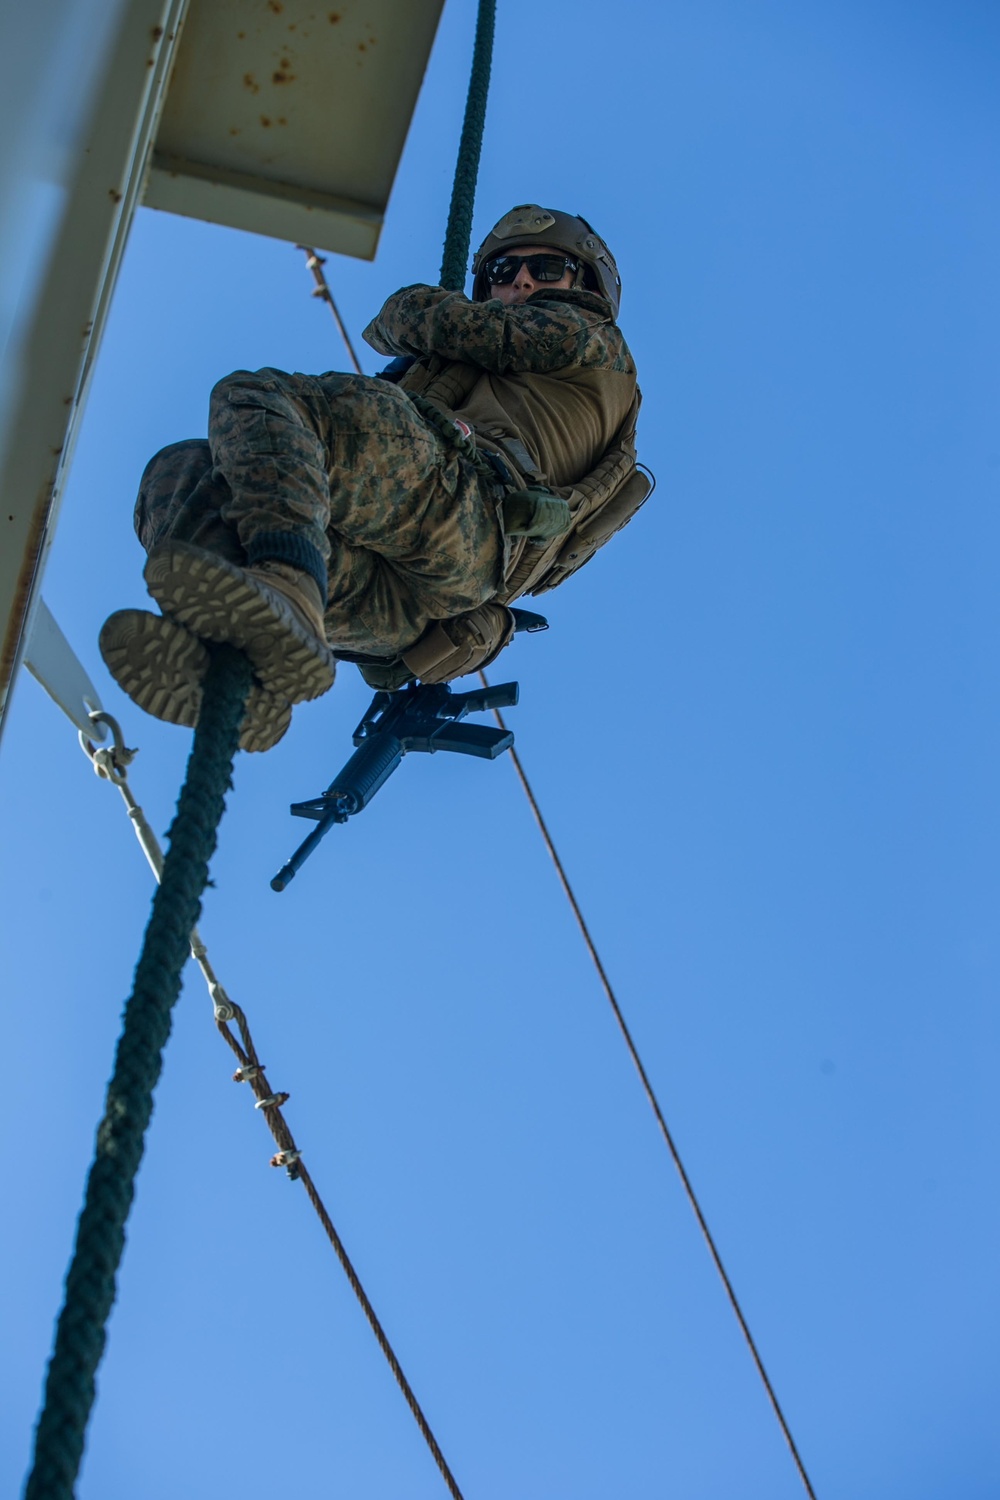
[271,812,339,891]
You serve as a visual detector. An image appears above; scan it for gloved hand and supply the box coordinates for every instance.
[501,487,572,540]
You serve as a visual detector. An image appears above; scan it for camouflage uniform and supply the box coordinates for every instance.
[134,284,636,659]
[135,369,501,658]
[366,283,636,489]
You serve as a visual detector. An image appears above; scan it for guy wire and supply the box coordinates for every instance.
[297,245,364,375]
[215,1005,466,1500]
[478,670,819,1500]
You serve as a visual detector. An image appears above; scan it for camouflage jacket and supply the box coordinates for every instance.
[363,284,648,602]
[363,285,636,489]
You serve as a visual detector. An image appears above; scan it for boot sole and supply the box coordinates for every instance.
[144,542,335,704]
[99,609,291,753]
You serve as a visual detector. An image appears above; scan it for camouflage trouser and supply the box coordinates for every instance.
[134,367,504,657]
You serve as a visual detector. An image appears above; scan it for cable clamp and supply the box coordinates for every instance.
[232,1064,263,1082]
[270,1149,301,1169]
[79,711,137,786]
[255,1091,289,1110]
[211,982,236,1022]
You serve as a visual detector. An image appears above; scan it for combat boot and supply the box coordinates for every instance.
[143,540,336,703]
[98,609,292,752]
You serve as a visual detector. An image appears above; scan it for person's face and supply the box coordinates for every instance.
[486,245,577,305]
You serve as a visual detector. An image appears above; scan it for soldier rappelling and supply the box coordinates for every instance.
[99,205,649,750]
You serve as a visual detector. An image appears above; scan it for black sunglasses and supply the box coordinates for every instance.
[484,253,579,285]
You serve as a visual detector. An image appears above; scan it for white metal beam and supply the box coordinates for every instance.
[143,0,444,257]
[0,0,191,743]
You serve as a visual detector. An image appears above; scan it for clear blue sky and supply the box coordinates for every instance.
[3,2,999,1496]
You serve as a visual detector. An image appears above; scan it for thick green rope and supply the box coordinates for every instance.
[26,7,498,1489]
[439,0,496,292]
[25,646,251,1500]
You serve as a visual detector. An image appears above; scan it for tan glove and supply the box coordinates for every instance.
[401,603,516,684]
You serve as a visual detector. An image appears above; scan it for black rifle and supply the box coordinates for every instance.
[271,679,519,891]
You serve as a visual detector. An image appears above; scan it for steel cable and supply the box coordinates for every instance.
[71,704,466,1500]
[479,672,819,1500]
[213,1005,466,1500]
[25,646,251,1500]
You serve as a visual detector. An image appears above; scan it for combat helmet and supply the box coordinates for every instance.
[471,205,622,316]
